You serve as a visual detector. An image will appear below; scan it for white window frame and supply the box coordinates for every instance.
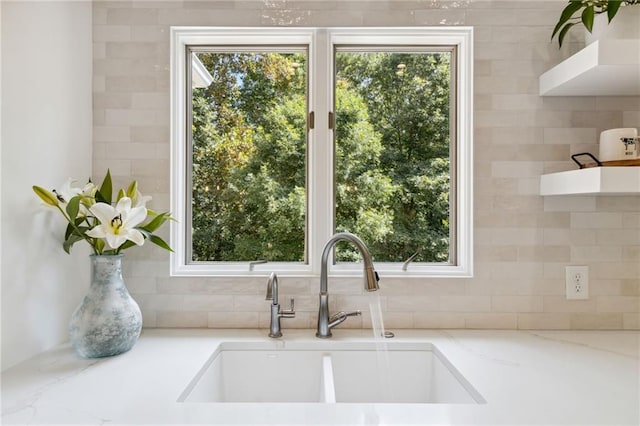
[170,27,473,278]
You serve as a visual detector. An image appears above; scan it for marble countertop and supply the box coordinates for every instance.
[2,329,639,425]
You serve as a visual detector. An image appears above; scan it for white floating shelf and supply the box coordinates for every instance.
[539,39,640,96]
[540,167,640,195]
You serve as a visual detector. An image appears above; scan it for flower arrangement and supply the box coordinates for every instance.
[552,0,640,47]
[33,170,172,255]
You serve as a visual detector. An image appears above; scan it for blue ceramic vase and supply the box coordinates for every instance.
[69,254,142,358]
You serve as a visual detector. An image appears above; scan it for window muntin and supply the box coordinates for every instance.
[333,48,456,265]
[170,27,473,277]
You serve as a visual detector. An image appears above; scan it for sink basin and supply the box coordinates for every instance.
[180,347,329,403]
[178,341,484,404]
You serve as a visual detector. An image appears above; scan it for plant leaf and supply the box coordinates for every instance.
[117,188,126,202]
[32,185,59,206]
[65,218,86,240]
[66,196,81,220]
[607,1,622,22]
[582,5,595,32]
[141,212,170,233]
[551,0,584,39]
[98,169,113,205]
[63,233,83,254]
[118,240,136,251]
[558,22,577,47]
[149,234,173,252]
[65,222,74,240]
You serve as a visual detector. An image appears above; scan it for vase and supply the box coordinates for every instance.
[585,6,640,45]
[69,254,142,358]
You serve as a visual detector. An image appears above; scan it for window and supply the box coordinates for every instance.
[189,49,308,264]
[170,27,473,277]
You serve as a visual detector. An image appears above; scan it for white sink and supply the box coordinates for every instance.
[178,341,484,404]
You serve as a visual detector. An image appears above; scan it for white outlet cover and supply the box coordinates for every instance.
[566,266,589,300]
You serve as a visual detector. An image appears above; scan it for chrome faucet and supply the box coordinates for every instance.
[265,272,295,338]
[316,232,380,338]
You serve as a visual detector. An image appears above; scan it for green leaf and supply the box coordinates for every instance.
[63,233,83,254]
[66,196,81,220]
[582,5,595,32]
[558,22,577,47]
[141,212,170,233]
[149,234,173,252]
[551,0,584,39]
[607,1,623,22]
[98,169,113,204]
[116,188,126,202]
[32,185,59,206]
[65,222,74,240]
[118,240,136,251]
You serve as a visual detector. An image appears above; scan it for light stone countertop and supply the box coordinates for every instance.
[2,329,639,425]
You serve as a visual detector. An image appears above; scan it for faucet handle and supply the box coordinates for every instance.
[280,298,295,317]
[327,310,361,329]
[329,310,361,322]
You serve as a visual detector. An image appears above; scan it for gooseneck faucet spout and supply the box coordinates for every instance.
[316,232,379,338]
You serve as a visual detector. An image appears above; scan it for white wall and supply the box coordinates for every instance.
[1,0,92,371]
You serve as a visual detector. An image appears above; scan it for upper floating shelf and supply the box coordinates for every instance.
[540,167,640,195]
[539,39,640,96]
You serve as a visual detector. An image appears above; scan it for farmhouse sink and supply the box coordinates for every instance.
[178,341,484,404]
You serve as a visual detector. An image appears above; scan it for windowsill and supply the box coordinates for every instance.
[169,263,473,278]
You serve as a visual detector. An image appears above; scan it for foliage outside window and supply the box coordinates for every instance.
[334,50,453,263]
[190,51,308,263]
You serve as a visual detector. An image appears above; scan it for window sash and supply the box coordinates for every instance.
[332,46,457,266]
[186,47,310,265]
[170,27,473,278]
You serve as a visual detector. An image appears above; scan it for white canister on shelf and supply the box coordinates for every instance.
[599,128,638,162]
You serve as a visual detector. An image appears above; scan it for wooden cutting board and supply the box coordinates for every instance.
[583,159,640,168]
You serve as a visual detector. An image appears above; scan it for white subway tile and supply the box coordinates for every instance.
[208,312,260,328]
[571,212,623,229]
[491,296,543,313]
[570,313,623,330]
[93,25,131,42]
[465,313,518,329]
[157,311,208,328]
[544,196,597,213]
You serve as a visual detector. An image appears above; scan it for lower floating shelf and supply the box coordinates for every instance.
[540,167,640,196]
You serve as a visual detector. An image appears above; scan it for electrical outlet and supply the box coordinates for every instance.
[566,266,589,300]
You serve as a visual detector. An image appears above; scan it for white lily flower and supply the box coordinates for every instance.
[79,181,98,211]
[86,197,147,249]
[81,181,98,198]
[54,178,82,204]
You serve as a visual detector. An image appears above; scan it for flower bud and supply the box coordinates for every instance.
[33,185,59,207]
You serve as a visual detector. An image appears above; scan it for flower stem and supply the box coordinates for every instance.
[56,205,100,255]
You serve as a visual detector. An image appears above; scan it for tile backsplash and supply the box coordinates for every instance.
[93,0,639,330]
